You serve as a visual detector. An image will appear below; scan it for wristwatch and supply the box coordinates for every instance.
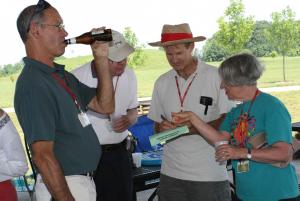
[247,148,252,159]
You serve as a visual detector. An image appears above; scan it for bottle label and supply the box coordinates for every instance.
[91,30,105,35]
[69,38,76,44]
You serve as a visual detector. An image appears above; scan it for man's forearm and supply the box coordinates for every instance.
[90,57,114,114]
[34,155,74,201]
[127,108,138,125]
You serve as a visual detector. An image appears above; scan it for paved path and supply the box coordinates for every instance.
[3,107,14,113]
[260,85,300,93]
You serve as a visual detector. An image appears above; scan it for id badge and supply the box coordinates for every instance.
[237,160,250,173]
[78,112,91,127]
[105,120,113,132]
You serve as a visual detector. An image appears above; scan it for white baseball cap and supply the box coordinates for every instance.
[108,30,134,62]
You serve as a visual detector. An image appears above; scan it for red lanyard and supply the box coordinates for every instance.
[51,73,82,112]
[233,89,260,147]
[175,73,197,111]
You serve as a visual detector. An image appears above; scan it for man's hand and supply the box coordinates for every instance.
[111,115,132,133]
[87,27,114,114]
[91,40,109,59]
[155,119,177,133]
[111,109,138,133]
[90,27,109,59]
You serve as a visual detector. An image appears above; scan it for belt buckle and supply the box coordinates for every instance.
[87,171,94,178]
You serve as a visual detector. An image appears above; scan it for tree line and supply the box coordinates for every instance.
[202,1,300,60]
[201,0,300,81]
[0,63,23,77]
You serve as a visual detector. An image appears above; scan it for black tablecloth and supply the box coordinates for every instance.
[132,166,160,192]
[293,122,300,132]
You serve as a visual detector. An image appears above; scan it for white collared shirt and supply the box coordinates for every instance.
[0,113,28,182]
[148,58,235,181]
[72,62,139,144]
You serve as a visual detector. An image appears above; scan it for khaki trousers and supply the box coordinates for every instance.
[34,174,96,201]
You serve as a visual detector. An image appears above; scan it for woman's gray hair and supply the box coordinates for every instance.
[218,53,265,86]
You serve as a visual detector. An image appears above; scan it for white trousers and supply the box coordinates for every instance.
[33,174,96,201]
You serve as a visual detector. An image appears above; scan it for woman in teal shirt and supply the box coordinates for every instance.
[172,53,299,201]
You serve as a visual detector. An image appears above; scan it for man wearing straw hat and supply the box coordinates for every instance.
[148,23,234,201]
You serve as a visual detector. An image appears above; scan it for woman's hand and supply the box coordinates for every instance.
[215,144,247,162]
[171,111,200,132]
[171,111,198,128]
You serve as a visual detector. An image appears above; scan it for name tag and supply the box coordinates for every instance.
[78,112,91,127]
[237,160,250,173]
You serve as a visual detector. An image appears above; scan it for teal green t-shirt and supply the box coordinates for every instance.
[221,92,299,201]
[15,57,101,175]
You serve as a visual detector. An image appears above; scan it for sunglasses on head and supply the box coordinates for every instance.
[26,0,51,33]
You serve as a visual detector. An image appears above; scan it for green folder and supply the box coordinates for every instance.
[149,126,189,146]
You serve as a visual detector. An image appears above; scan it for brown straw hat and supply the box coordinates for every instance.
[148,23,206,47]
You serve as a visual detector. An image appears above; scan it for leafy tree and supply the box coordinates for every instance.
[202,36,228,62]
[245,21,275,57]
[123,27,147,69]
[215,0,254,55]
[0,62,23,77]
[193,48,201,58]
[266,7,299,81]
[286,20,300,57]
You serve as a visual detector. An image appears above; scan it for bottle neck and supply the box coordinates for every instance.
[64,38,76,45]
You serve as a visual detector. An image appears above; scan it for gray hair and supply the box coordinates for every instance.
[16,5,47,43]
[218,53,265,86]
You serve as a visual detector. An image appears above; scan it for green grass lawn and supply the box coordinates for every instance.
[1,50,300,109]
[269,90,300,122]
[209,56,300,88]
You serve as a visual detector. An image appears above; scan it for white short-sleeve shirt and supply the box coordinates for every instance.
[0,113,28,181]
[72,62,139,144]
[148,58,234,181]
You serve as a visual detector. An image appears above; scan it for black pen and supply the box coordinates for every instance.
[161,114,167,121]
[161,114,176,126]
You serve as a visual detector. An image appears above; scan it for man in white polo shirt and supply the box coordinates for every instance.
[72,30,138,201]
[148,23,234,201]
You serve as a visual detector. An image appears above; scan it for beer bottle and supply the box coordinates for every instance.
[65,29,112,45]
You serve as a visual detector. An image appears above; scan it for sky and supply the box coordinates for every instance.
[1,0,300,65]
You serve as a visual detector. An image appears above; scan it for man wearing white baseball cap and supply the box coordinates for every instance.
[72,30,138,201]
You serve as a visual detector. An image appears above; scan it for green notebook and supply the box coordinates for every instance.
[149,126,189,146]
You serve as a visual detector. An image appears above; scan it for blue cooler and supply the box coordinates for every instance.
[142,150,162,166]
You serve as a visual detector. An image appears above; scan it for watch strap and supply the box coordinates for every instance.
[247,147,252,159]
